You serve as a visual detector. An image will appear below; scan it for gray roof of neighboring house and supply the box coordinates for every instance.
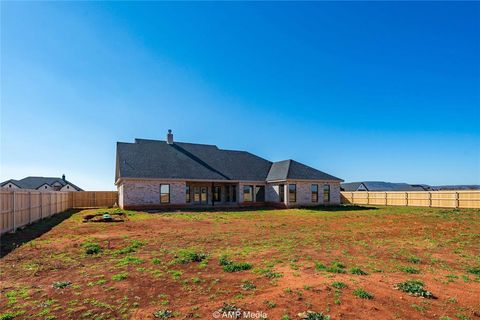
[266,159,342,182]
[116,138,343,183]
[341,181,424,192]
[0,176,83,191]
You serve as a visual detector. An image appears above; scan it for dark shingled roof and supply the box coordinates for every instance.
[341,181,425,191]
[266,159,342,181]
[0,176,83,191]
[116,138,343,183]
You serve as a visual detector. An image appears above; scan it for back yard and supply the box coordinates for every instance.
[1,206,479,320]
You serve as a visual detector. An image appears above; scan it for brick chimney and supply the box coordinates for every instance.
[167,129,174,144]
[62,174,66,181]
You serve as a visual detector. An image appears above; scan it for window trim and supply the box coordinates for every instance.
[288,184,296,203]
[185,185,191,203]
[311,184,319,203]
[213,186,221,202]
[160,184,170,204]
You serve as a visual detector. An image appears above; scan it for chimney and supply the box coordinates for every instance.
[167,129,174,144]
[62,174,66,181]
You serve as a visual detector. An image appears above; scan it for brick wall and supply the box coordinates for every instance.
[119,180,186,208]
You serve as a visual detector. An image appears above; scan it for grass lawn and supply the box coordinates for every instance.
[1,206,479,320]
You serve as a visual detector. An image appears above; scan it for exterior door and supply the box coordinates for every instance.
[279,184,285,202]
[200,187,208,204]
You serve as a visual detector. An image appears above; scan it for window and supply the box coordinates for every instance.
[288,184,296,203]
[279,184,285,202]
[160,184,170,203]
[44,186,47,189]
[232,185,237,202]
[311,184,318,203]
[186,186,191,203]
[255,186,265,202]
[323,184,330,203]
[194,187,200,202]
[225,186,231,202]
[243,185,253,202]
[213,186,221,202]
[201,187,207,203]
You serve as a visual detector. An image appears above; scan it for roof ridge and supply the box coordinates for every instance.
[286,159,293,179]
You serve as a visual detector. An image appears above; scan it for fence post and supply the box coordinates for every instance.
[428,192,432,207]
[12,191,16,232]
[455,192,459,208]
[384,192,387,206]
[405,192,408,206]
[351,192,354,204]
[367,192,370,205]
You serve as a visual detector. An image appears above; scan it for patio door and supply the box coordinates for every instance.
[200,187,208,204]
[255,186,265,202]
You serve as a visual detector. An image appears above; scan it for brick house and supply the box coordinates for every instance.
[115,130,343,209]
[0,175,83,191]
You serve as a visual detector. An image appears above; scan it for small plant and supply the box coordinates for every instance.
[52,281,72,289]
[218,303,242,315]
[467,266,480,276]
[82,242,101,255]
[219,256,252,272]
[264,300,276,309]
[115,240,146,255]
[0,313,19,320]
[152,258,161,265]
[350,267,368,275]
[395,280,435,298]
[314,261,346,274]
[153,309,173,319]
[331,281,347,289]
[408,256,421,264]
[176,249,208,264]
[117,255,144,266]
[399,266,420,274]
[112,272,128,281]
[241,280,256,290]
[297,311,331,320]
[353,288,374,300]
[281,315,291,320]
[439,317,452,320]
[168,270,183,280]
[255,268,283,279]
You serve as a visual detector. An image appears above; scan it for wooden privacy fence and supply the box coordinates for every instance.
[0,190,118,234]
[341,190,480,209]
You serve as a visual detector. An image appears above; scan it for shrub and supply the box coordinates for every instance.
[112,272,128,281]
[399,266,420,274]
[52,281,72,289]
[395,280,435,298]
[350,267,368,275]
[153,310,173,319]
[297,311,331,320]
[176,249,208,264]
[331,281,347,289]
[82,242,101,255]
[353,288,374,300]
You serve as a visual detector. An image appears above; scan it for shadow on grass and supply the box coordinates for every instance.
[0,209,79,258]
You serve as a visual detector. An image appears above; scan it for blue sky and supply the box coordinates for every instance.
[1,2,479,190]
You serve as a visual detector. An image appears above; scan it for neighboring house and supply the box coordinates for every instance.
[0,175,83,191]
[115,130,343,209]
[341,181,428,192]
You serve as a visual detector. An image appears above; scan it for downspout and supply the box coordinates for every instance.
[211,182,214,206]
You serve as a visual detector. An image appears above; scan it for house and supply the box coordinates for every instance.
[0,175,83,191]
[341,181,428,192]
[115,130,343,209]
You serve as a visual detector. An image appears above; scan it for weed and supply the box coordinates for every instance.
[439,317,452,320]
[176,249,208,264]
[297,311,331,320]
[399,266,420,274]
[82,242,101,255]
[350,267,368,275]
[467,266,480,276]
[52,281,72,289]
[152,258,161,265]
[219,256,252,272]
[168,270,183,280]
[408,256,421,264]
[395,280,435,298]
[115,240,146,255]
[112,272,128,281]
[0,312,25,320]
[281,315,291,320]
[331,281,347,289]
[153,310,173,319]
[264,300,276,309]
[117,255,144,266]
[241,280,256,290]
[353,288,374,300]
[254,268,282,278]
[315,261,346,273]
